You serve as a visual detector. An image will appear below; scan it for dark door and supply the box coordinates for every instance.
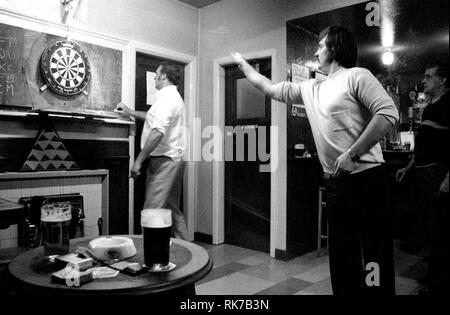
[224,58,271,253]
[134,53,185,233]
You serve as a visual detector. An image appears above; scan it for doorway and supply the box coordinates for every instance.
[133,52,185,233]
[224,58,271,253]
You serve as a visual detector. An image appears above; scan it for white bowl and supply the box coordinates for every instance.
[88,236,137,261]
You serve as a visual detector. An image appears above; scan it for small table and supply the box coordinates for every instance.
[8,236,213,295]
[0,197,25,230]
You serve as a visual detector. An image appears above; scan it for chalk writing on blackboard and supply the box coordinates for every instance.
[0,36,18,103]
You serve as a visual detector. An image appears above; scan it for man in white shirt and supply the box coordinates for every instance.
[232,26,398,295]
[116,61,191,241]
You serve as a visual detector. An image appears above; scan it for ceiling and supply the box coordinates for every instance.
[177,0,224,8]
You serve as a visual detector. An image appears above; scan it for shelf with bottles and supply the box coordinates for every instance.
[400,121,420,132]
[407,84,430,124]
[381,136,414,153]
[382,120,415,152]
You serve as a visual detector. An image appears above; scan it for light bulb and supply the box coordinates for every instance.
[382,49,394,65]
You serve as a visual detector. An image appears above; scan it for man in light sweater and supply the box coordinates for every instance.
[232,26,399,295]
[116,61,191,241]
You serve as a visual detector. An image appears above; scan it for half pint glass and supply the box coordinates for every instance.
[141,209,172,268]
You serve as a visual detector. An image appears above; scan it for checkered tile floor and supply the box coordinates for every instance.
[195,240,426,295]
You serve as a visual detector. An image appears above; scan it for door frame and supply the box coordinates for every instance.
[125,41,198,239]
[213,50,287,257]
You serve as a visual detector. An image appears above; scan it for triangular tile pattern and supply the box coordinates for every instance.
[20,120,79,172]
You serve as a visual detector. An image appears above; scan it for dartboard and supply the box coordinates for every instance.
[40,41,91,96]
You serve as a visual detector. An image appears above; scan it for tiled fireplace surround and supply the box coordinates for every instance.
[0,170,109,248]
[0,110,134,249]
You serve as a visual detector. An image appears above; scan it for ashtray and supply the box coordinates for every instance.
[88,236,137,261]
[146,262,176,273]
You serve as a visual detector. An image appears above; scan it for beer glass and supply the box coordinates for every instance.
[41,202,72,256]
[294,143,306,158]
[141,209,172,270]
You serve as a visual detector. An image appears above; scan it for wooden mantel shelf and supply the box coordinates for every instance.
[0,110,135,126]
[0,169,109,180]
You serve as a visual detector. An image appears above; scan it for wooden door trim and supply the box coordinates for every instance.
[213,50,287,257]
[125,41,198,240]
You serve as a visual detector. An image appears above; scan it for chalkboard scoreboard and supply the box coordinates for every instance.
[0,22,122,114]
[0,23,26,107]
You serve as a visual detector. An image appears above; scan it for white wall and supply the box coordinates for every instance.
[0,0,199,56]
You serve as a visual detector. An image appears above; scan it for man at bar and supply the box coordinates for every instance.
[396,62,449,295]
[116,62,191,241]
[231,26,398,295]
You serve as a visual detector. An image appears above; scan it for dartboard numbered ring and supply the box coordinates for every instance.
[41,41,91,96]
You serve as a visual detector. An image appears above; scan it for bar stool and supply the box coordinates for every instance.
[317,186,329,256]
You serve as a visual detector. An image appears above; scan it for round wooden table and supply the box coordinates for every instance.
[8,235,213,295]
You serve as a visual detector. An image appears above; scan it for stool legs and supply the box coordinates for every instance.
[317,187,328,256]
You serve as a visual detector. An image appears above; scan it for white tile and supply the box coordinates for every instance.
[294,262,330,283]
[8,224,18,237]
[21,188,31,198]
[0,227,11,239]
[11,189,21,200]
[52,186,61,195]
[207,244,262,268]
[62,185,70,194]
[240,265,292,283]
[2,190,12,200]
[196,272,276,296]
[68,185,76,193]
[0,238,18,248]
[82,185,89,194]
[30,188,40,196]
[86,184,94,193]
[10,196,21,203]
[302,278,333,295]
[86,212,95,226]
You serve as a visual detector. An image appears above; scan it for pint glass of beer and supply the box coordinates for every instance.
[141,209,172,269]
[41,202,72,256]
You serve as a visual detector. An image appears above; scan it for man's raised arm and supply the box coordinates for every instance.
[231,52,278,97]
